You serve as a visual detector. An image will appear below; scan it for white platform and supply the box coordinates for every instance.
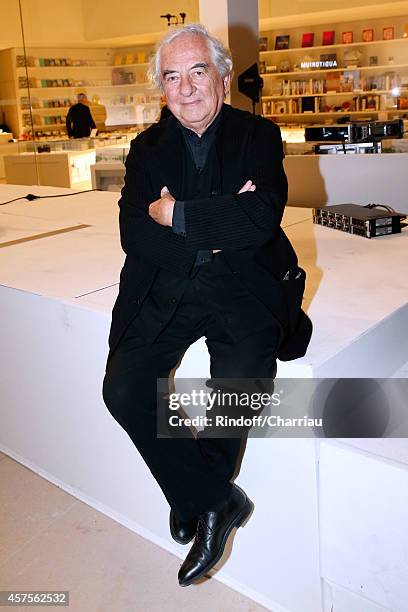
[1,184,407,612]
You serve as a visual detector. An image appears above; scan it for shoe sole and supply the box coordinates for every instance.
[179,496,254,586]
[170,530,195,545]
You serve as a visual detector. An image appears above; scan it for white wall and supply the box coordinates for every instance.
[285,154,408,213]
[0,0,86,48]
[259,0,408,19]
[0,0,199,47]
[82,0,199,41]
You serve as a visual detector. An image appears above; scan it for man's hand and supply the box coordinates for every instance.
[147,181,256,248]
[148,186,175,227]
[238,180,256,194]
[212,180,256,253]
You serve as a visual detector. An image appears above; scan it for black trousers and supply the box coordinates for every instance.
[103,255,280,522]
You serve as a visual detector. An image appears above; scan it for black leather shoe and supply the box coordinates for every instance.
[170,510,197,545]
[178,485,254,586]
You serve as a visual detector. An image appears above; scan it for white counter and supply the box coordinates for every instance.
[4,149,96,189]
[0,141,26,181]
[0,184,407,612]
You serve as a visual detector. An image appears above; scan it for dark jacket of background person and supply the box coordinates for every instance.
[66,102,96,138]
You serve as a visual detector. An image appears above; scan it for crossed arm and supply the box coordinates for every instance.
[148,180,257,253]
[119,118,287,263]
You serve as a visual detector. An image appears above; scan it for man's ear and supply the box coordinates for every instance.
[223,73,231,95]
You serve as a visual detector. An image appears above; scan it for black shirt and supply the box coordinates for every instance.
[172,111,223,266]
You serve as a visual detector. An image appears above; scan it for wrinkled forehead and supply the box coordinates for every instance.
[160,34,213,71]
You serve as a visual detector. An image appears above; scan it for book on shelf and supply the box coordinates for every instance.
[259,36,268,52]
[112,68,135,85]
[279,60,291,72]
[319,53,338,69]
[383,26,394,40]
[281,79,290,95]
[287,98,299,113]
[322,31,335,45]
[354,95,380,111]
[20,96,30,109]
[274,100,287,113]
[302,33,314,48]
[342,31,353,44]
[362,28,374,42]
[343,48,363,67]
[339,73,355,92]
[301,96,315,112]
[275,35,290,50]
[326,72,341,92]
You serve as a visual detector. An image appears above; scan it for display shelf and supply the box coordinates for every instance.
[105,101,159,108]
[260,37,408,55]
[261,63,408,78]
[264,90,391,99]
[264,109,406,121]
[28,106,100,113]
[26,83,150,91]
[1,46,159,137]
[107,63,150,69]
[260,14,408,126]
[16,64,111,70]
[31,123,66,129]
[29,107,69,112]
[266,111,379,117]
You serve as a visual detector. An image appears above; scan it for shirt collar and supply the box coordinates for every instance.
[176,107,224,142]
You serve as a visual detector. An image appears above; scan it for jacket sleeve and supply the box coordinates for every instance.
[118,137,188,267]
[87,107,96,129]
[66,109,73,137]
[183,119,288,250]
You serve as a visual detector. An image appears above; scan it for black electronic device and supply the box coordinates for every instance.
[301,97,315,113]
[305,119,404,144]
[314,142,380,154]
[313,203,407,238]
[305,124,351,142]
[238,63,263,114]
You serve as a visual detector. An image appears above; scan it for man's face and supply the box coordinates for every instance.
[160,34,230,135]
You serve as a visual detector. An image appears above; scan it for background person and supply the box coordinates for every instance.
[66,92,96,138]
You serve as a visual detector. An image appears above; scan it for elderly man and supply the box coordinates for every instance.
[103,24,311,586]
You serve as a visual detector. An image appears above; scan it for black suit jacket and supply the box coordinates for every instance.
[66,102,96,138]
[109,104,312,361]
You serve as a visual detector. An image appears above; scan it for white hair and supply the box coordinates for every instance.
[147,23,233,90]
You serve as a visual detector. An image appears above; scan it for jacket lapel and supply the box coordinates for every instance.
[150,115,185,200]
[216,104,246,194]
[150,104,246,200]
